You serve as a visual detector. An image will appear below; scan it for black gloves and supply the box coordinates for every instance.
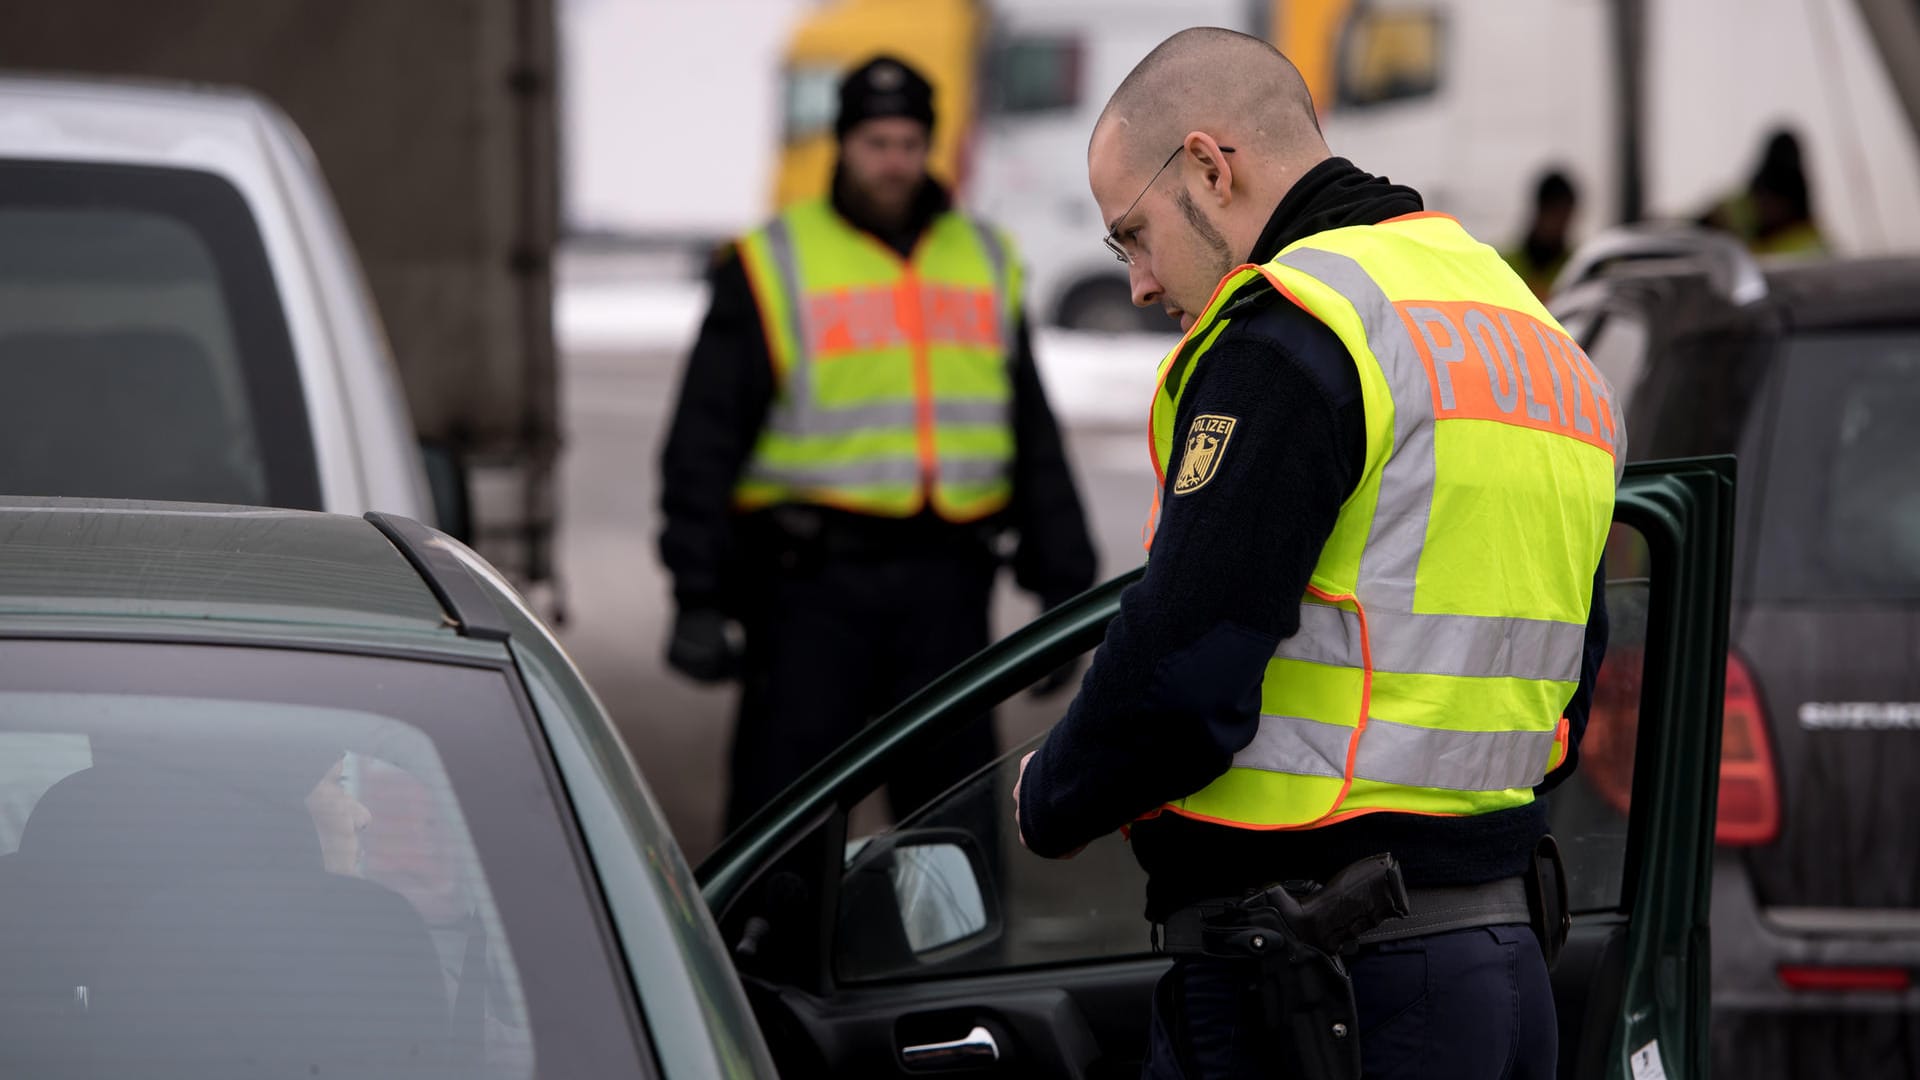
[666,607,742,683]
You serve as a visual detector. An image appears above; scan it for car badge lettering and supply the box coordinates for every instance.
[1797,701,1920,730]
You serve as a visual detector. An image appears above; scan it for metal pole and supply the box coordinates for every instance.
[1610,0,1647,224]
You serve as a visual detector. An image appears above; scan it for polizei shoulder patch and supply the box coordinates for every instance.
[1173,413,1237,495]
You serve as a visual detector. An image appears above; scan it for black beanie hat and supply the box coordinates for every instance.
[835,55,935,139]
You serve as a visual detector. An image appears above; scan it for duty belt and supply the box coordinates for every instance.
[1157,874,1531,956]
[1144,854,1558,1080]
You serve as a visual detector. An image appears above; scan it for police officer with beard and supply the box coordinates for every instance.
[661,56,1096,834]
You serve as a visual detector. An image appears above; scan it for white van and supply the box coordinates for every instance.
[0,75,437,522]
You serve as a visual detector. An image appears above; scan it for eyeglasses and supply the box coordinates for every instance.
[1102,143,1235,263]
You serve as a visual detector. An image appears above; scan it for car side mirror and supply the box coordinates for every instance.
[418,441,473,543]
[834,827,1003,981]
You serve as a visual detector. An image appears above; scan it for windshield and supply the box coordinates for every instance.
[983,36,1083,116]
[782,65,842,145]
[0,640,648,1079]
[1751,329,1920,600]
[0,160,319,508]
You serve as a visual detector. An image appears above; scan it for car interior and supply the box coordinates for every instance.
[0,329,265,505]
[0,701,527,1080]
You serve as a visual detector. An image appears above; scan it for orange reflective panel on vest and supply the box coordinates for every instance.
[733,200,1019,521]
[1398,301,1618,454]
[805,283,1002,359]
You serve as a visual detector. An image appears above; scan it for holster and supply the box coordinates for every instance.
[1155,854,1410,1080]
[1523,834,1572,969]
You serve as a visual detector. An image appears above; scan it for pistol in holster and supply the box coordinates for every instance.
[1155,853,1412,1080]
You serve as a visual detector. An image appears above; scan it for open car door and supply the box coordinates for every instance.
[700,456,1735,1080]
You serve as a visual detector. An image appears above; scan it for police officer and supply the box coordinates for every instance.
[1011,30,1615,1079]
[662,56,1096,835]
[1503,170,1578,300]
[1699,128,1826,257]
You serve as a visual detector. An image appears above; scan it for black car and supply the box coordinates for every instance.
[1550,228,1920,1079]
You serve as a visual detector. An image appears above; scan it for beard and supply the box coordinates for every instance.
[1174,188,1240,299]
[844,172,918,230]
[1175,188,1235,262]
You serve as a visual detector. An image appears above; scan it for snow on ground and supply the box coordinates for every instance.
[1029,327,1172,428]
[554,260,1177,428]
[554,273,709,356]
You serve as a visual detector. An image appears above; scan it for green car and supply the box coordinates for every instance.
[0,460,1730,1079]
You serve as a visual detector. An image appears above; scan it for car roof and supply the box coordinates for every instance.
[0,497,477,646]
[1759,256,1920,332]
[0,71,274,128]
[1559,240,1920,335]
[0,71,295,178]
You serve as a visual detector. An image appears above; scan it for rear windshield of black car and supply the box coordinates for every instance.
[0,160,319,508]
[1750,329,1920,601]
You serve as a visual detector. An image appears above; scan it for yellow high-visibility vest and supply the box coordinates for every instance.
[733,198,1019,521]
[1147,212,1622,830]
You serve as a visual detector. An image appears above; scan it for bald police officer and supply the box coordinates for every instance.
[1013,29,1615,1079]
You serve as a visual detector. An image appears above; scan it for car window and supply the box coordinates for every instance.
[0,640,651,1079]
[1548,523,1651,913]
[1625,320,1772,464]
[1752,330,1920,600]
[984,36,1083,115]
[830,522,1651,980]
[782,65,842,145]
[838,740,1148,983]
[830,638,1147,982]
[1336,7,1444,108]
[0,160,319,508]
[1581,309,1649,413]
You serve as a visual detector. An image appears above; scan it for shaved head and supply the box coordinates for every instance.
[1086,28,1331,330]
[1094,27,1326,174]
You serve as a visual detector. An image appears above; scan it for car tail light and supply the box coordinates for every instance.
[1777,965,1912,993]
[1716,652,1781,846]
[1581,647,1643,817]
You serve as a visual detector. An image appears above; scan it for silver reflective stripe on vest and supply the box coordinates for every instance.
[764,399,1011,437]
[747,455,1006,490]
[933,457,1008,484]
[761,216,815,414]
[746,458,919,489]
[1234,713,1556,791]
[762,216,808,359]
[968,218,1012,350]
[937,399,1013,428]
[1275,605,1585,683]
[1274,248,1435,613]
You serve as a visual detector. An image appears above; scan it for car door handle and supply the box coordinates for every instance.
[901,1025,1000,1069]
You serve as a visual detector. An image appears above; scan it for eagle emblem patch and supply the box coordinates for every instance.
[1173,414,1237,495]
